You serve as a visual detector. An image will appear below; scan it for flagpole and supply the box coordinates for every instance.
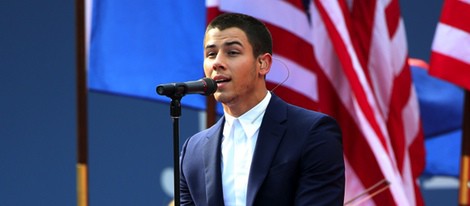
[75,0,89,205]
[206,96,217,127]
[459,90,470,206]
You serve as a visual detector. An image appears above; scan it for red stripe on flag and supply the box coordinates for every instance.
[207,7,222,23]
[440,0,470,33]
[265,22,317,71]
[266,82,318,110]
[430,52,470,90]
[351,0,376,65]
[409,124,426,180]
[387,63,413,174]
[385,0,400,38]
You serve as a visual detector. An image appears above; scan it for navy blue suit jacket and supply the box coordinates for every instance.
[180,94,344,205]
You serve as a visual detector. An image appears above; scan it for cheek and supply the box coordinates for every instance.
[204,69,211,77]
[203,62,212,77]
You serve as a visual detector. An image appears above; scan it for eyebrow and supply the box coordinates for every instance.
[225,40,243,47]
[205,40,243,49]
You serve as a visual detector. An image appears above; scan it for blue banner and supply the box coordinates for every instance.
[411,65,464,177]
[89,0,208,109]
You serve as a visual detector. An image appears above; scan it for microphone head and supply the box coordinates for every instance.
[156,83,173,96]
[201,77,218,96]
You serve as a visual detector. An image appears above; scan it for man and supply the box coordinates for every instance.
[180,13,345,205]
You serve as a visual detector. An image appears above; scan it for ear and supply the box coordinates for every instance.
[258,53,272,76]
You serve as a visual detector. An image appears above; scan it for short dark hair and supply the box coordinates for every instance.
[206,13,273,57]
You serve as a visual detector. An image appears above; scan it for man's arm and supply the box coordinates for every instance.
[295,115,345,205]
[180,138,195,206]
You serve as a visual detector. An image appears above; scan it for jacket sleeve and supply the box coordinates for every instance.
[180,137,195,206]
[295,115,345,206]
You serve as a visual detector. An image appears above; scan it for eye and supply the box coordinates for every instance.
[206,51,216,58]
[227,50,240,56]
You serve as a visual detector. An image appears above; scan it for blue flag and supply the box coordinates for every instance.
[89,0,207,109]
[411,64,464,177]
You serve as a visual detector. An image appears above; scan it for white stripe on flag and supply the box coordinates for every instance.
[206,0,219,7]
[432,23,470,65]
[368,0,394,118]
[390,20,408,76]
[268,55,319,102]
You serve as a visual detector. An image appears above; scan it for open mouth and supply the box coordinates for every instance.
[215,78,230,83]
[214,78,230,84]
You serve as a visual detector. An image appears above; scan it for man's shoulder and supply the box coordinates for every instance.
[286,104,335,128]
[270,94,329,119]
[187,127,212,143]
[185,117,223,145]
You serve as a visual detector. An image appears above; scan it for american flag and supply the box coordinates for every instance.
[429,0,470,91]
[207,0,425,205]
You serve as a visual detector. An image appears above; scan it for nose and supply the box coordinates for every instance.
[212,63,225,71]
[212,53,226,71]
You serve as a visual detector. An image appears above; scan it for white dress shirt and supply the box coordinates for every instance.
[221,92,271,206]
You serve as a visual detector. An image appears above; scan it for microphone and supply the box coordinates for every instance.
[156,77,217,97]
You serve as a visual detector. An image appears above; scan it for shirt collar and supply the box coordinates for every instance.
[224,92,271,138]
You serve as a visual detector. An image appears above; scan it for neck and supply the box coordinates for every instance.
[223,90,268,117]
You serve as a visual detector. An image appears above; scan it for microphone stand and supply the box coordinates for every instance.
[168,94,183,206]
[158,90,184,205]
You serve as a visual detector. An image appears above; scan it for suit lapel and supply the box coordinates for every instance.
[246,95,287,205]
[203,118,225,205]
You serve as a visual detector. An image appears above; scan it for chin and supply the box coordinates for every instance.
[213,92,231,104]
[213,93,223,102]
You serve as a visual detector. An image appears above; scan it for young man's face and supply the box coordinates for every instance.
[203,27,264,108]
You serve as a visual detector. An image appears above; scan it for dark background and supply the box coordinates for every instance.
[1,0,456,205]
